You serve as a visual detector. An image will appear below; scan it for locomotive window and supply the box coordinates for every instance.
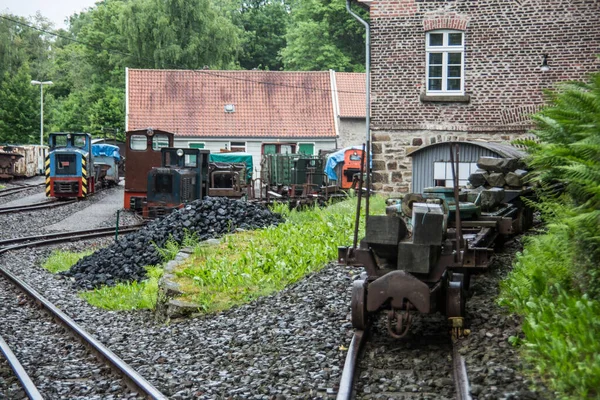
[53,135,68,147]
[74,136,87,148]
[153,134,170,151]
[130,135,147,151]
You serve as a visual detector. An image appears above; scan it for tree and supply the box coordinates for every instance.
[237,0,291,70]
[119,0,241,69]
[281,0,368,71]
[0,65,39,144]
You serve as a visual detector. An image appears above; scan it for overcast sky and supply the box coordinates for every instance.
[1,0,99,29]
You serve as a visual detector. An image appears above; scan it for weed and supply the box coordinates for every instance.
[42,250,94,273]
[80,266,164,310]
[173,196,385,313]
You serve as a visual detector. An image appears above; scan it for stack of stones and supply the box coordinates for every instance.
[61,197,284,289]
[466,157,529,211]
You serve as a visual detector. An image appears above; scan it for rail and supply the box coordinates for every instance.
[336,328,472,399]
[0,225,143,254]
[0,334,43,400]
[0,266,167,400]
[0,223,164,399]
[0,183,44,198]
[0,199,76,214]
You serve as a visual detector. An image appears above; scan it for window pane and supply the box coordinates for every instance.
[448,53,462,64]
[429,66,442,77]
[447,79,461,91]
[448,33,463,46]
[130,135,147,151]
[153,134,170,151]
[428,79,442,91]
[448,66,462,77]
[429,33,443,46]
[189,143,205,149]
[429,53,442,64]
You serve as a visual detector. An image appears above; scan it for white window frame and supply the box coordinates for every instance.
[425,30,465,95]
[297,142,315,155]
[229,141,246,152]
[433,161,478,187]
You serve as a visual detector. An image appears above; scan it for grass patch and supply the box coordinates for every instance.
[172,196,385,313]
[499,221,600,399]
[80,266,164,310]
[42,250,94,273]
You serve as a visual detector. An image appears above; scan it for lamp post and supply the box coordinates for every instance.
[30,80,53,145]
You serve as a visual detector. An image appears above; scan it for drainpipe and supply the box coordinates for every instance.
[346,0,371,219]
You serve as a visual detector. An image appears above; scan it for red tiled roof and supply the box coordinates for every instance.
[127,69,337,138]
[336,72,366,118]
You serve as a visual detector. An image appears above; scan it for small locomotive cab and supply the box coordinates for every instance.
[124,129,174,210]
[341,149,364,189]
[145,148,210,218]
[45,133,93,198]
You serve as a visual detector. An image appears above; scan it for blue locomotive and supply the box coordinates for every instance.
[45,132,120,198]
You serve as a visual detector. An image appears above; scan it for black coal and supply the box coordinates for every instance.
[61,197,284,289]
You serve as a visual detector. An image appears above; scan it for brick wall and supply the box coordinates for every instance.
[366,0,600,192]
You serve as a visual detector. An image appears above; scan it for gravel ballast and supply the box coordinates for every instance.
[1,188,552,399]
[0,274,141,399]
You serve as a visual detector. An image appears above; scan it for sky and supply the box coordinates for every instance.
[1,0,99,29]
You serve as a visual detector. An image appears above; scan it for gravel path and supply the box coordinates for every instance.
[0,274,140,399]
[0,185,141,240]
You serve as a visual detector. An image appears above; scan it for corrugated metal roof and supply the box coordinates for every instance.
[407,141,526,159]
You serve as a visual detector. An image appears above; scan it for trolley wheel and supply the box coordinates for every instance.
[351,280,367,330]
[446,275,466,319]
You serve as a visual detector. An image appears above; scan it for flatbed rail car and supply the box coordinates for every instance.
[339,181,533,338]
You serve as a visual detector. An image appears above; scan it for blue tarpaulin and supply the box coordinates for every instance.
[92,144,121,161]
[324,146,368,181]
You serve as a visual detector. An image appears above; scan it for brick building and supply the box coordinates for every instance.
[356,0,600,193]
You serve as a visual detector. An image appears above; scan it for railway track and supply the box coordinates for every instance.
[0,224,167,399]
[0,225,143,254]
[0,198,77,214]
[337,317,472,399]
[0,183,44,198]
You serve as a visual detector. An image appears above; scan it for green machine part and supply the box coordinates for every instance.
[292,157,325,186]
[423,187,481,220]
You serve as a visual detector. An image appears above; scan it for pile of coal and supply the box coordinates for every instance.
[61,197,284,289]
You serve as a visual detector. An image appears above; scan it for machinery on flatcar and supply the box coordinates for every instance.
[45,133,120,199]
[338,145,533,338]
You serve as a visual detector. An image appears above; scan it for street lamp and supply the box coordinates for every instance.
[30,80,53,145]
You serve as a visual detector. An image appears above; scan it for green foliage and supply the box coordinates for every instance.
[281,0,368,71]
[524,71,600,296]
[235,0,291,70]
[0,65,39,144]
[42,249,94,273]
[80,266,163,310]
[501,70,600,398]
[173,197,385,312]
